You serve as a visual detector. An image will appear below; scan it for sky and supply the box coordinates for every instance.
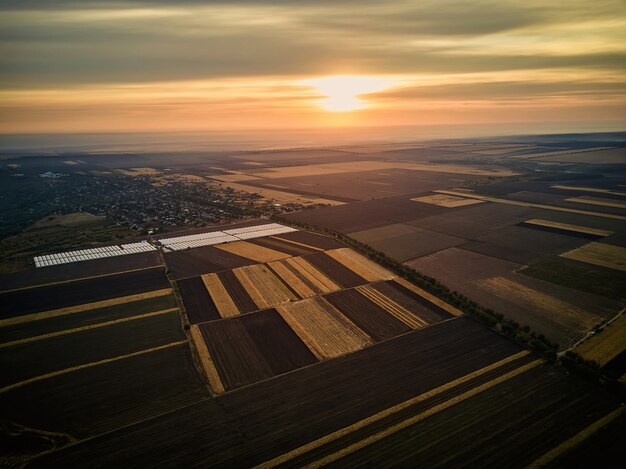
[0,0,625,135]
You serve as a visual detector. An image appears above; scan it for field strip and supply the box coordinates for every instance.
[560,242,626,272]
[551,185,626,197]
[209,179,345,205]
[269,236,325,252]
[522,219,613,237]
[201,274,239,318]
[190,325,225,394]
[564,197,626,209]
[216,241,292,262]
[393,278,463,317]
[255,351,533,468]
[0,308,178,349]
[0,289,173,327]
[326,248,395,282]
[0,341,187,395]
[0,265,162,294]
[267,261,316,298]
[287,257,340,292]
[433,190,626,221]
[526,406,625,469]
[356,285,427,329]
[411,194,485,208]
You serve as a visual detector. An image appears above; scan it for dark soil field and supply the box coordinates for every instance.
[306,252,368,288]
[405,202,542,239]
[285,195,447,233]
[163,245,255,280]
[0,294,177,343]
[198,318,275,390]
[545,411,626,469]
[243,167,484,201]
[0,343,208,439]
[462,224,588,264]
[0,251,162,293]
[29,317,621,468]
[216,270,258,313]
[177,277,221,324]
[273,230,346,250]
[247,236,319,256]
[1,311,185,389]
[239,308,319,375]
[350,223,467,262]
[323,289,412,341]
[331,363,619,468]
[0,267,170,319]
[520,256,626,301]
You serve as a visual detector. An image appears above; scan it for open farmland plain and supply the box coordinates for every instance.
[2,136,625,466]
[282,139,626,350]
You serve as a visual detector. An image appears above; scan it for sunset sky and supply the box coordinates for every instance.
[0,0,625,134]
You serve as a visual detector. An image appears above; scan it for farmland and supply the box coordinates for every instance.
[25,318,624,468]
[283,143,625,350]
[1,136,625,466]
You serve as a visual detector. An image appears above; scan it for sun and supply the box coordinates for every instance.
[301,75,392,112]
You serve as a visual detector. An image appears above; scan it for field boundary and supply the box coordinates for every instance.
[0,289,173,327]
[0,308,178,349]
[0,341,187,394]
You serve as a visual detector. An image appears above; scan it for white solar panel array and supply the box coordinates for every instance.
[34,241,156,268]
[160,223,297,251]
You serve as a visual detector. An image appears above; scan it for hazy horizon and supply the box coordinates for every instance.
[1,122,625,155]
[1,1,625,135]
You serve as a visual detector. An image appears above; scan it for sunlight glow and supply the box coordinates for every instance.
[301,75,393,112]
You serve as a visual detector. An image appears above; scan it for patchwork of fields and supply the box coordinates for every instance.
[174,230,459,393]
[2,134,625,466]
[288,176,626,349]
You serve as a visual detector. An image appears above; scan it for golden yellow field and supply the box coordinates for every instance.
[565,197,626,209]
[267,260,318,298]
[117,167,161,176]
[326,248,395,282]
[210,180,345,206]
[190,325,225,394]
[560,242,626,272]
[576,314,626,366]
[276,298,372,359]
[233,160,519,179]
[481,277,601,330]
[411,194,485,208]
[551,185,626,197]
[356,285,426,328]
[201,273,239,318]
[393,277,463,317]
[215,240,292,263]
[233,264,298,309]
[284,257,340,293]
[523,219,613,237]
[434,190,626,221]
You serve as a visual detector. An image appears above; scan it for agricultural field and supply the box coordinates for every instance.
[25,318,624,468]
[174,228,461,393]
[287,168,626,352]
[560,241,626,271]
[406,247,619,348]
[2,137,625,466]
[576,314,626,381]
